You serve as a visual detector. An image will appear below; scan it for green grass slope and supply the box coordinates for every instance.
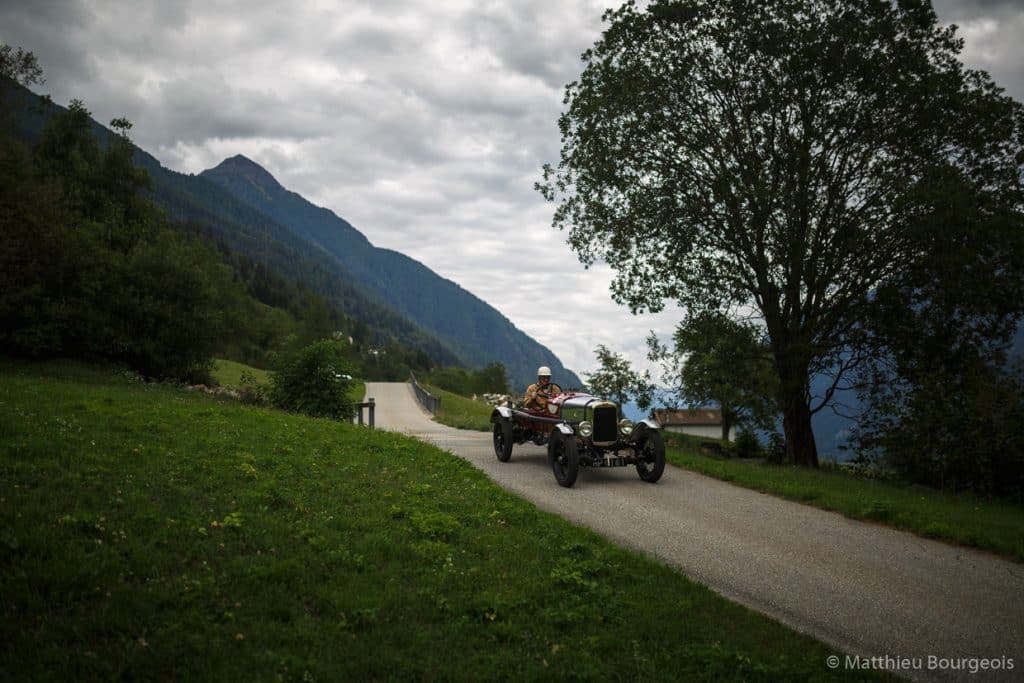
[0,361,885,681]
[426,384,495,432]
[211,359,272,388]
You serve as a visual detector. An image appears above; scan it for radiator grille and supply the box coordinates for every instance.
[593,404,618,444]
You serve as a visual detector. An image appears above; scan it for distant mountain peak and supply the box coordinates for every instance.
[203,154,283,194]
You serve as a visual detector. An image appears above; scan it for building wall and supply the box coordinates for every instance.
[664,424,736,442]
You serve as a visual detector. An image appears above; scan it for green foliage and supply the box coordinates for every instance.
[238,370,270,406]
[732,430,763,460]
[851,166,1024,499]
[0,96,226,381]
[0,45,43,86]
[270,339,355,420]
[650,312,778,441]
[471,361,510,395]
[538,0,1024,467]
[1,69,376,383]
[853,359,1024,501]
[425,361,510,397]
[427,365,471,393]
[585,344,654,412]
[764,432,788,465]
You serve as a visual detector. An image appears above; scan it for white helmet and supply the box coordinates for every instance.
[537,366,552,377]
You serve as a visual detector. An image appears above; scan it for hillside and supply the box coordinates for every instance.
[2,78,581,388]
[200,155,582,390]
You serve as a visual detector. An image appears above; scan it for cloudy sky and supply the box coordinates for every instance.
[2,0,1023,382]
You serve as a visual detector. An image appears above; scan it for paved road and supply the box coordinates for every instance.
[366,382,1024,682]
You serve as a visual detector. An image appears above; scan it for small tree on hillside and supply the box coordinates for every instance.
[585,344,655,415]
[470,362,511,396]
[648,312,777,442]
[271,339,355,420]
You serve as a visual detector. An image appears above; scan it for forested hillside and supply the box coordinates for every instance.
[2,74,581,389]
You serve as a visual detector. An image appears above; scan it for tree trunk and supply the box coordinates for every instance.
[721,407,735,442]
[782,389,818,467]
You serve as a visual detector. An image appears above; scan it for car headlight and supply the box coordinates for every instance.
[578,421,593,438]
[619,418,634,436]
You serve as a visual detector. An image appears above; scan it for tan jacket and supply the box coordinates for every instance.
[524,381,562,410]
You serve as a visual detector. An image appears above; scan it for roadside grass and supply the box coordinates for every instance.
[0,360,887,682]
[425,384,494,431]
[663,434,1024,562]
[211,359,272,388]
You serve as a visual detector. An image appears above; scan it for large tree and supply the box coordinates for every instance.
[539,0,1024,466]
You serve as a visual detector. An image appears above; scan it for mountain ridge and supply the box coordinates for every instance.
[199,154,583,390]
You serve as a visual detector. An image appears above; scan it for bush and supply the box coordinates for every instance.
[238,370,269,406]
[854,360,1024,501]
[764,432,788,465]
[732,430,763,459]
[270,339,355,420]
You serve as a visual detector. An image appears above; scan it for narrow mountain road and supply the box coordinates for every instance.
[365,382,1023,682]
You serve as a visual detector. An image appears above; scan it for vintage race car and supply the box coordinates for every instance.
[490,392,665,487]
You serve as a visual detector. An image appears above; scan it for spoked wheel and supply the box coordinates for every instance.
[493,420,513,462]
[548,430,580,488]
[635,430,666,483]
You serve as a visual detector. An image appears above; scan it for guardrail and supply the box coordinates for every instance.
[354,398,375,428]
[409,372,441,415]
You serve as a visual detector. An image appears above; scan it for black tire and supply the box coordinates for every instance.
[635,430,666,483]
[548,430,580,488]
[493,420,513,462]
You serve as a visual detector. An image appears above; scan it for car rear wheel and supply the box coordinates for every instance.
[635,431,665,483]
[548,430,579,488]
[493,420,513,462]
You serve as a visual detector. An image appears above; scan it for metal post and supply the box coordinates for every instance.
[368,398,375,429]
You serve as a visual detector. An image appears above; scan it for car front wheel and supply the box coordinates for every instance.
[493,420,513,462]
[548,430,579,488]
[635,431,665,483]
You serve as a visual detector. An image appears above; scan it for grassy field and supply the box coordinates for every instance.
[0,360,887,681]
[663,434,1024,562]
[425,384,494,431]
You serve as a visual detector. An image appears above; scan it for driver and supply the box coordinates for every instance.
[523,366,562,410]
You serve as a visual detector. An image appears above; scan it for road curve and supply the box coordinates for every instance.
[365,382,1023,682]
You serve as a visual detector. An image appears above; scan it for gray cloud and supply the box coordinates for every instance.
[2,0,1021,382]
